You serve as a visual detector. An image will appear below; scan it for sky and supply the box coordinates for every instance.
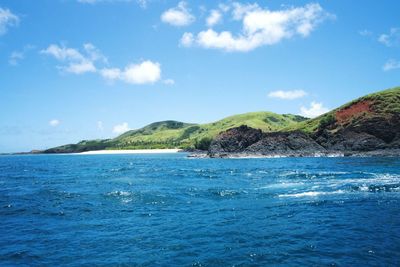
[0,0,399,152]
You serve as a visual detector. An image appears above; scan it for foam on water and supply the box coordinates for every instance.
[278,190,346,198]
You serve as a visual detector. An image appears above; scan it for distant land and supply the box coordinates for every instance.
[42,112,307,153]
[40,86,400,156]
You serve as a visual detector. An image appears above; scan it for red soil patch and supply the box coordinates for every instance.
[335,100,372,123]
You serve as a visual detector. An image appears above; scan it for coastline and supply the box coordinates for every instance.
[76,149,183,155]
[189,149,400,159]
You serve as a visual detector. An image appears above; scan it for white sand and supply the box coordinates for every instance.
[77,149,182,155]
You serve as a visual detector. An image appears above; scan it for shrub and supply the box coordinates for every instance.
[319,114,336,129]
[194,137,213,151]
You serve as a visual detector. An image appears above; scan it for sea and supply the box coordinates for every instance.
[0,153,399,266]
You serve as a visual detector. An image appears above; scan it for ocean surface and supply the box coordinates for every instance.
[1,153,400,266]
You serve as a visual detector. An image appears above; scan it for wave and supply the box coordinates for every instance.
[278,190,346,198]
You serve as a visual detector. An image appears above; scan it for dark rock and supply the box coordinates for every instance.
[245,131,326,156]
[204,123,400,158]
[208,125,264,156]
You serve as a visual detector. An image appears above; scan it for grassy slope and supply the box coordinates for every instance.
[110,112,307,149]
[45,112,307,152]
[288,86,400,134]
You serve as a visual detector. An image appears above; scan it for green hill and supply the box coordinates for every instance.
[207,86,400,156]
[288,86,400,135]
[44,112,307,153]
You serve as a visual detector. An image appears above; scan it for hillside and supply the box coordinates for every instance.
[289,86,400,151]
[207,86,400,157]
[289,86,400,134]
[44,112,307,153]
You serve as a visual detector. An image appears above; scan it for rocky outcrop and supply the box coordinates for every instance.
[208,125,264,155]
[206,122,400,158]
[313,113,400,152]
[208,126,327,158]
[245,131,326,156]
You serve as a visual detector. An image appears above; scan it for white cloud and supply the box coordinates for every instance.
[183,3,333,52]
[49,119,60,127]
[180,32,194,47]
[218,3,230,13]
[378,28,400,47]
[42,43,162,85]
[65,61,97,74]
[9,45,35,66]
[0,7,19,35]
[100,67,121,80]
[231,2,259,20]
[268,90,307,100]
[123,61,161,84]
[101,60,161,84]
[97,121,104,131]
[383,59,400,71]
[163,78,175,85]
[41,43,106,74]
[113,122,130,134]
[161,1,195,27]
[206,10,222,27]
[300,101,329,118]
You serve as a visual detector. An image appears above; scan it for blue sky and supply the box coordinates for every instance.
[0,0,399,152]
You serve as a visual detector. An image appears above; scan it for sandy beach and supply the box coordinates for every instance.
[77,149,183,155]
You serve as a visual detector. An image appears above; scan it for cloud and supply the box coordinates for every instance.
[180,32,194,46]
[268,90,307,100]
[123,61,161,84]
[163,78,175,85]
[161,1,195,26]
[101,60,161,84]
[49,119,60,127]
[182,2,333,52]
[300,101,329,118]
[383,59,400,71]
[42,43,162,84]
[0,7,19,35]
[206,10,222,27]
[41,43,106,74]
[100,67,121,80]
[113,122,130,134]
[9,45,35,66]
[378,28,400,47]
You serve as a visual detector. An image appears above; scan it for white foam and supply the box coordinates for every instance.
[278,190,345,198]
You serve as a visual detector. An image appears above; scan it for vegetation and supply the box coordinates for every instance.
[287,86,400,134]
[194,137,213,151]
[45,111,307,152]
[44,87,400,153]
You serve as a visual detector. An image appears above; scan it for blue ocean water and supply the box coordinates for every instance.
[0,154,400,266]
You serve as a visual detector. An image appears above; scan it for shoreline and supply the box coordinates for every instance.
[190,149,400,159]
[75,149,183,155]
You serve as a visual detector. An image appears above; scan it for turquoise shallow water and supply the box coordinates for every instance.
[0,153,400,266]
